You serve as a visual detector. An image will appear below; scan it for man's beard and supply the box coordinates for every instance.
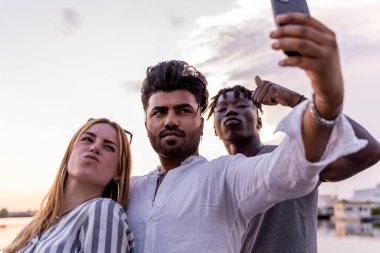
[147,125,202,159]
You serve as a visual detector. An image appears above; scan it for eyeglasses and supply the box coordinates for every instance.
[87,118,133,144]
[124,129,133,144]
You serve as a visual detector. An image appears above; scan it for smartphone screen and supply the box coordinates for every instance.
[271,0,310,56]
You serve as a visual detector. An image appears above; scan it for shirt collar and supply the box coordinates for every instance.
[154,155,207,175]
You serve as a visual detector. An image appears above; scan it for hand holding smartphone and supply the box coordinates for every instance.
[271,0,310,56]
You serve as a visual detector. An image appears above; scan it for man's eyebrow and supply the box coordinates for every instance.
[83,131,118,147]
[216,98,250,107]
[151,106,168,111]
[214,100,227,107]
[174,103,196,110]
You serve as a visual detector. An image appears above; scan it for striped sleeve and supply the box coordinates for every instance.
[80,199,134,252]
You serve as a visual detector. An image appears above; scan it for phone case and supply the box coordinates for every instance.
[271,0,310,56]
[271,0,309,18]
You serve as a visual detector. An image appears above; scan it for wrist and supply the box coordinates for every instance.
[309,94,342,128]
[287,94,305,108]
[313,94,343,119]
[293,94,306,107]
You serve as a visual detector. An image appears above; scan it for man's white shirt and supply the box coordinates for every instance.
[126,101,367,253]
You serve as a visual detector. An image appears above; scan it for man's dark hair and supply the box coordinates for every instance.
[141,60,209,115]
[208,85,263,129]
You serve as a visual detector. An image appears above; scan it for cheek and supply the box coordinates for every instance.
[108,158,119,171]
[106,157,119,175]
[213,120,223,135]
[67,149,80,171]
[146,119,161,132]
[244,112,255,122]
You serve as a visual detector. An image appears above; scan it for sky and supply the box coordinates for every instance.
[1,0,380,211]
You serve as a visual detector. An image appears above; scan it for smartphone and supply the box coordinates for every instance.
[271,0,310,56]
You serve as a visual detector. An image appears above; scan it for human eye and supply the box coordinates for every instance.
[237,103,249,108]
[104,144,116,152]
[80,136,93,142]
[216,107,226,113]
[151,110,166,117]
[179,108,193,114]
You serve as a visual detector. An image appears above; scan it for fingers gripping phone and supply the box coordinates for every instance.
[271,0,310,57]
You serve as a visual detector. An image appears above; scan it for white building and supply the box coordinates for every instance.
[318,194,337,217]
[353,183,380,203]
[333,200,372,221]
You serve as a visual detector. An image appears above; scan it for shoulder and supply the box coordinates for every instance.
[208,154,243,164]
[80,198,135,251]
[130,174,150,195]
[258,145,278,155]
[85,197,120,208]
[204,154,253,173]
[213,153,257,164]
[131,174,146,184]
[84,198,127,220]
[130,170,156,186]
[187,155,234,174]
[83,198,130,233]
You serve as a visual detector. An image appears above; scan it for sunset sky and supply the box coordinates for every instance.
[1,0,380,211]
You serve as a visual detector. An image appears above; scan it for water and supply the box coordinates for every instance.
[0,217,33,250]
[1,218,380,252]
[317,220,380,253]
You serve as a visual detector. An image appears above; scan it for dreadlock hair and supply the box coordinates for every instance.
[208,85,264,130]
[141,60,209,115]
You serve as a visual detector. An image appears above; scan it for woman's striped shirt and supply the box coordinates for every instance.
[16,198,134,253]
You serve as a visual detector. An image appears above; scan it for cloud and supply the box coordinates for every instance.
[180,16,280,89]
[59,8,82,35]
[177,1,378,128]
[182,1,380,78]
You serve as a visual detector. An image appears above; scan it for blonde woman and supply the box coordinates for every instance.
[3,118,134,252]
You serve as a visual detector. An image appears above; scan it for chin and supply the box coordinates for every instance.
[165,140,179,146]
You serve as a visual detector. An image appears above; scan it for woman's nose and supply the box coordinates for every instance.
[89,143,100,154]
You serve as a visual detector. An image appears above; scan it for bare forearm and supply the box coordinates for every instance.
[302,110,334,162]
[302,94,343,162]
[320,116,380,181]
[270,13,345,162]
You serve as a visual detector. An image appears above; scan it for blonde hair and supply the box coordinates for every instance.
[3,118,132,253]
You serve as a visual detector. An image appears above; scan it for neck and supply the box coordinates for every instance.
[60,178,103,216]
[158,150,199,173]
[223,136,263,157]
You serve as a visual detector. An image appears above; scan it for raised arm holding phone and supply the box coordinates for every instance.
[271,12,345,162]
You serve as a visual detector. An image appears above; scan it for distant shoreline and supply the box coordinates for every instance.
[0,211,36,218]
[0,215,34,218]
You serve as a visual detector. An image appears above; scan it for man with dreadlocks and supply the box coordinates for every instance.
[208,77,380,253]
